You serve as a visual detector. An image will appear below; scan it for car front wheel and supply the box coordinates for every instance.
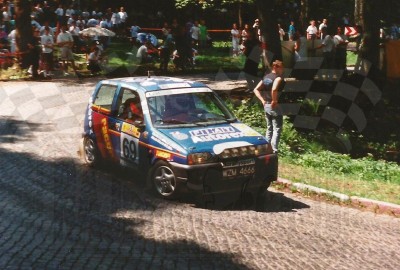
[149,160,180,199]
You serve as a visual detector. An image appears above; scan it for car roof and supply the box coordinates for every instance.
[100,76,207,93]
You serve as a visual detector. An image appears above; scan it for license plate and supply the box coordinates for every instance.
[223,158,256,178]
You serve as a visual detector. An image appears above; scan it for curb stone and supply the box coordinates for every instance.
[276,177,400,217]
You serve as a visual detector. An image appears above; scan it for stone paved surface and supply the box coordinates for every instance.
[0,79,399,270]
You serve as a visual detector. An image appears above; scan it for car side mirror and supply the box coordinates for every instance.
[134,121,146,132]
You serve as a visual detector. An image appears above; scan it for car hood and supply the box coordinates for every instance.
[157,123,268,153]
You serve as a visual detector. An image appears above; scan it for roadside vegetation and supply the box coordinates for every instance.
[227,99,400,204]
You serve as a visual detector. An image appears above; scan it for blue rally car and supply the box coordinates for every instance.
[82,76,278,202]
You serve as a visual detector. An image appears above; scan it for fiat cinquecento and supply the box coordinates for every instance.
[81,76,278,203]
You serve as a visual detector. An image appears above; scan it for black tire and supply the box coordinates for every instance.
[255,183,272,211]
[82,137,100,167]
[148,160,180,199]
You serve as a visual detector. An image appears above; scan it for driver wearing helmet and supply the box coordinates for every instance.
[120,97,143,123]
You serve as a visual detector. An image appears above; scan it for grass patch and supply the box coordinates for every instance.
[279,161,400,205]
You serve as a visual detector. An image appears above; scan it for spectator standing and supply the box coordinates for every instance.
[190,21,200,49]
[241,24,250,43]
[306,20,318,40]
[2,6,11,33]
[199,20,208,50]
[314,27,335,76]
[111,8,121,35]
[342,14,350,26]
[27,28,42,79]
[334,26,348,71]
[231,23,240,56]
[278,24,285,41]
[100,16,111,29]
[118,7,128,36]
[82,8,90,21]
[253,60,285,153]
[319,19,328,39]
[294,30,307,62]
[54,4,64,27]
[56,24,77,75]
[39,21,54,36]
[288,20,295,41]
[159,28,173,72]
[69,21,82,52]
[161,22,169,37]
[253,18,261,41]
[242,30,261,90]
[7,28,16,53]
[65,5,75,19]
[40,26,54,77]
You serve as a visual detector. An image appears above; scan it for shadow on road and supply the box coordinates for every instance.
[0,119,250,268]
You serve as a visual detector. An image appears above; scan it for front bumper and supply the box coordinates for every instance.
[168,153,278,194]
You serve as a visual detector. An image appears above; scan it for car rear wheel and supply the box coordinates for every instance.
[82,137,100,167]
[149,160,179,199]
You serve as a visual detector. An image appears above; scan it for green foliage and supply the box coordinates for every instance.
[301,98,321,116]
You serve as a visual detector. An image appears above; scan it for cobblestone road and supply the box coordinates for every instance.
[0,79,399,270]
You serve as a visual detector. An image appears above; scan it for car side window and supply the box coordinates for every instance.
[93,84,117,111]
[117,88,143,123]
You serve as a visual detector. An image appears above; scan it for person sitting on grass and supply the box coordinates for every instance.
[136,41,153,64]
[87,46,101,75]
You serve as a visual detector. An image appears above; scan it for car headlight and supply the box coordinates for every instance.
[255,144,273,156]
[188,152,213,165]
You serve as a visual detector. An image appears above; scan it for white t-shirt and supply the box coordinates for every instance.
[334,34,348,49]
[319,23,327,31]
[65,8,74,17]
[41,34,54,53]
[231,29,240,42]
[111,12,121,25]
[39,25,55,36]
[57,31,73,47]
[191,25,200,40]
[136,45,147,59]
[118,12,128,23]
[306,25,318,36]
[322,35,335,52]
[55,8,64,16]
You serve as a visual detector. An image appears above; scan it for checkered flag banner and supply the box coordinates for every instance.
[280,56,381,151]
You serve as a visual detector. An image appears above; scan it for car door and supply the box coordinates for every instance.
[90,83,119,162]
[109,87,144,169]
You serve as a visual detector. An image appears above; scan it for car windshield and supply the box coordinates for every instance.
[146,88,236,128]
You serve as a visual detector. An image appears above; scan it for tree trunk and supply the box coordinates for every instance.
[15,0,33,69]
[238,2,242,28]
[361,1,380,67]
[354,0,364,27]
[255,0,282,66]
[299,0,309,30]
